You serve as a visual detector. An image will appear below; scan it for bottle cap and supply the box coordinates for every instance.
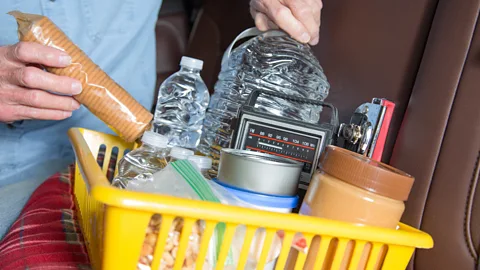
[170,147,194,160]
[180,56,204,70]
[188,155,213,170]
[318,146,415,201]
[141,131,168,148]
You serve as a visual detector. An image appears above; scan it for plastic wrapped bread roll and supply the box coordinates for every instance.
[8,11,153,142]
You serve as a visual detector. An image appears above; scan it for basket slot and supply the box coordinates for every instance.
[150,215,175,270]
[256,228,277,268]
[365,243,387,270]
[237,226,257,269]
[96,144,107,168]
[294,233,314,270]
[215,223,236,270]
[331,239,354,269]
[348,240,368,270]
[275,231,295,270]
[81,129,131,180]
[173,218,196,270]
[311,235,333,269]
[106,146,119,183]
[195,221,217,270]
[122,148,131,159]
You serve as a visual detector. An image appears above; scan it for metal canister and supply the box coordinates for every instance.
[216,149,303,196]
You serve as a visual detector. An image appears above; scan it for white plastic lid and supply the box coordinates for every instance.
[170,147,194,160]
[188,155,213,170]
[180,56,204,70]
[141,131,168,148]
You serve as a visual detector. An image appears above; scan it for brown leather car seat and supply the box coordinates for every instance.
[391,1,480,268]
[182,0,480,269]
[152,0,190,111]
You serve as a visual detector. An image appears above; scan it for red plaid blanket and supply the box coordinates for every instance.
[0,166,91,270]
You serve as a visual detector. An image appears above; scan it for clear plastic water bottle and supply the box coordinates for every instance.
[197,28,330,160]
[187,155,213,179]
[112,131,169,189]
[169,147,195,162]
[153,56,210,149]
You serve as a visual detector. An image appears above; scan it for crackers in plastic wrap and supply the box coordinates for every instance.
[9,11,153,142]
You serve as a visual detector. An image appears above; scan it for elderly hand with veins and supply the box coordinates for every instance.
[250,0,323,45]
[0,42,82,123]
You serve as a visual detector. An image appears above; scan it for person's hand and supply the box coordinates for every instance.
[250,0,322,45]
[0,42,82,123]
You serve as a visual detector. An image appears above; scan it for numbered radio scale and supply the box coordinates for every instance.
[232,90,339,197]
[244,125,318,183]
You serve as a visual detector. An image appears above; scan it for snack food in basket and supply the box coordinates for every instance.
[8,11,153,142]
[139,215,203,270]
[133,160,234,269]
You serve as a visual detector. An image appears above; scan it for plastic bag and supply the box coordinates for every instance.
[130,160,235,270]
[130,161,286,270]
[8,11,152,142]
[209,181,283,270]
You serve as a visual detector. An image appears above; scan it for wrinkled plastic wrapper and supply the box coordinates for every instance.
[129,161,282,270]
[9,11,153,142]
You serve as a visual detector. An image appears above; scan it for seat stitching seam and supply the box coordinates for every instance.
[464,150,480,260]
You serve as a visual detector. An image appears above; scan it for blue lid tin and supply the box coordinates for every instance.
[213,179,299,209]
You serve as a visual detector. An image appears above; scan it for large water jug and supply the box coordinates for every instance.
[154,57,210,149]
[197,28,330,159]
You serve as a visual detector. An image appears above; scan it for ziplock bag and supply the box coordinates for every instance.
[131,160,235,270]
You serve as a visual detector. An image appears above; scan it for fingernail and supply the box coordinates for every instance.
[63,111,72,118]
[59,55,72,66]
[310,36,319,45]
[71,99,81,110]
[300,33,311,43]
[72,81,82,95]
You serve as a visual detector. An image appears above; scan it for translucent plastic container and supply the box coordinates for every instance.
[188,155,213,179]
[154,57,210,149]
[300,146,414,228]
[111,131,169,189]
[169,147,195,162]
[298,146,415,269]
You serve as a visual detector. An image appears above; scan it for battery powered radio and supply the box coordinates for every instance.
[231,90,339,191]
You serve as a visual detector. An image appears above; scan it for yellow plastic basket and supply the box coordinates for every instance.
[68,128,433,270]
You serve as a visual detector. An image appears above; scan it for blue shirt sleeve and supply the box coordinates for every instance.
[0,0,163,186]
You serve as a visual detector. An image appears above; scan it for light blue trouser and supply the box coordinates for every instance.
[0,159,71,240]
